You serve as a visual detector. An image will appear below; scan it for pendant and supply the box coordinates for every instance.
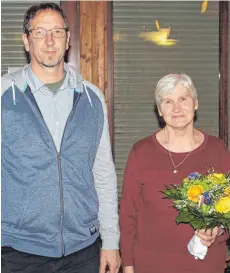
[173,169,177,174]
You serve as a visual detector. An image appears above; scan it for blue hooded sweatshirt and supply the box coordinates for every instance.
[1,65,119,257]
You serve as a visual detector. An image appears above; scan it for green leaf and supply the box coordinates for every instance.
[220,219,230,232]
[176,211,193,224]
[189,218,206,230]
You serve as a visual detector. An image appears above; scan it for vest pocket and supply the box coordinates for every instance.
[2,187,29,233]
[14,186,60,238]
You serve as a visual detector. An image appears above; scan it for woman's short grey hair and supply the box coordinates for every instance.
[155,74,198,107]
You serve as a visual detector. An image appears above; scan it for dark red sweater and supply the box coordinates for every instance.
[119,133,230,273]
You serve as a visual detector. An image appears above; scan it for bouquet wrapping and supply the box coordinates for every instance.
[162,171,230,260]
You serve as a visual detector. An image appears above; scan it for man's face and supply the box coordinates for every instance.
[22,9,70,69]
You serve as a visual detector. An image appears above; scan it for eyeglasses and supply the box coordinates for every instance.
[29,27,67,39]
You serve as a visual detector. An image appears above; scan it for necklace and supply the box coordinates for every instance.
[164,128,195,174]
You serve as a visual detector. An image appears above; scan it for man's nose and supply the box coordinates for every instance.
[45,31,55,45]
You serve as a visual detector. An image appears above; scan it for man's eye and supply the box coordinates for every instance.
[53,29,64,35]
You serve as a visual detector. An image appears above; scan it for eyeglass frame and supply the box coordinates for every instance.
[28,27,68,39]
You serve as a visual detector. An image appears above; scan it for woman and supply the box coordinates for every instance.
[119,74,230,273]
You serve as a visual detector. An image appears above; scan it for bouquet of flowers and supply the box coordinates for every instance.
[161,170,230,260]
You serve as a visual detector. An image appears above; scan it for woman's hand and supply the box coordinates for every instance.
[195,226,223,247]
[123,266,135,273]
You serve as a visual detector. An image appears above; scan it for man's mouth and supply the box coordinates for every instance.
[44,49,58,53]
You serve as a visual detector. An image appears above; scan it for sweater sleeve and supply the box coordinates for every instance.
[119,147,139,266]
[216,139,230,242]
[221,140,230,173]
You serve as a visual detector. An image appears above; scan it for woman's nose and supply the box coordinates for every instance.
[172,102,181,112]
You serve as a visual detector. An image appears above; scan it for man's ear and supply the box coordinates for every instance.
[22,33,30,52]
[66,31,71,50]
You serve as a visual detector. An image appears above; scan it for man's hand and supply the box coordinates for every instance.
[100,249,121,273]
[195,226,223,247]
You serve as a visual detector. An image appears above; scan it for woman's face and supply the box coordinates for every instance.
[158,83,198,129]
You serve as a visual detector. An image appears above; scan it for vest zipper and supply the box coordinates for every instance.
[57,152,65,255]
[57,92,82,256]
[24,89,82,256]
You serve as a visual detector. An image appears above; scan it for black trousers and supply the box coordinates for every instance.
[1,239,100,273]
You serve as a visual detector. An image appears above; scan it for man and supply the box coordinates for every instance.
[1,3,120,273]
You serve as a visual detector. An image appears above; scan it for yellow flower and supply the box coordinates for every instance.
[187,185,204,202]
[208,173,227,184]
[215,197,230,213]
[224,186,230,196]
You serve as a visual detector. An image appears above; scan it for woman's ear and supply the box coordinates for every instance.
[158,107,162,116]
[194,99,199,111]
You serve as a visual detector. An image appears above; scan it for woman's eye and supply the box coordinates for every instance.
[35,29,43,35]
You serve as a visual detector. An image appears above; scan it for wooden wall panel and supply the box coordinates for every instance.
[80,1,108,100]
[219,1,229,146]
[80,2,93,83]
[92,3,105,96]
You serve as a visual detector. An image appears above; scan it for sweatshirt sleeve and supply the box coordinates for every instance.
[119,147,139,266]
[92,89,120,250]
